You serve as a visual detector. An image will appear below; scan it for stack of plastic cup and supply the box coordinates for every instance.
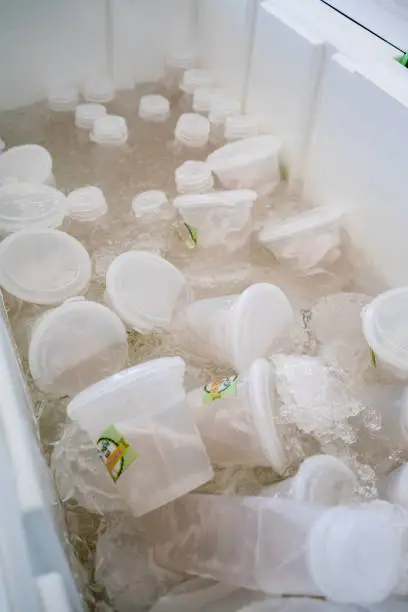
[47,83,79,112]
[180,69,214,110]
[0,144,54,186]
[90,115,128,146]
[28,298,128,397]
[139,95,170,122]
[174,113,210,149]
[153,494,401,605]
[75,103,107,130]
[225,114,261,141]
[0,228,92,305]
[175,161,214,194]
[208,96,242,144]
[67,357,213,517]
[83,76,115,103]
[0,183,67,236]
[67,186,108,222]
[193,87,223,115]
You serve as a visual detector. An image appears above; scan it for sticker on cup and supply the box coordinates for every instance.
[97,424,139,482]
[203,374,238,404]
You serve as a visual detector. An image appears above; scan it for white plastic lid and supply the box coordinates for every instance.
[193,87,223,114]
[0,145,53,186]
[75,103,107,130]
[0,229,92,305]
[139,95,170,122]
[0,183,67,235]
[28,298,128,396]
[175,113,210,148]
[248,358,289,475]
[67,186,108,222]
[229,283,294,373]
[166,47,197,69]
[105,251,190,333]
[90,115,128,145]
[207,135,282,172]
[131,190,174,220]
[83,76,115,103]
[175,161,214,194]
[291,455,357,505]
[47,84,79,111]
[180,69,213,94]
[259,207,344,245]
[225,114,261,140]
[174,189,258,211]
[209,97,242,125]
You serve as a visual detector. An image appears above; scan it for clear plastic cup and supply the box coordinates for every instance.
[187,359,290,473]
[184,283,294,372]
[28,298,128,397]
[67,185,108,222]
[90,115,128,146]
[193,87,224,115]
[0,182,67,236]
[174,113,210,149]
[75,103,107,130]
[83,76,115,103]
[0,144,54,186]
[225,114,261,142]
[0,228,92,305]
[139,95,170,122]
[67,357,213,517]
[378,464,408,509]
[207,135,282,196]
[261,455,357,505]
[47,84,79,112]
[105,251,191,333]
[259,207,344,275]
[175,161,214,194]
[209,97,242,145]
[153,494,401,605]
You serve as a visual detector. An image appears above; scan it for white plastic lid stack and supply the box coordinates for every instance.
[0,228,92,305]
[166,47,197,70]
[67,186,108,222]
[184,283,294,372]
[261,455,357,505]
[75,103,107,130]
[105,251,190,333]
[207,135,282,196]
[180,69,214,94]
[47,84,79,111]
[0,183,67,236]
[193,87,224,114]
[175,113,210,148]
[362,288,408,379]
[131,190,175,223]
[83,76,115,103]
[28,298,128,397]
[0,145,53,186]
[378,464,408,509]
[90,115,128,146]
[208,96,242,126]
[225,114,261,141]
[139,95,170,122]
[175,161,214,194]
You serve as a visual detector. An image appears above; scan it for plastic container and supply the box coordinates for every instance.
[67,186,108,222]
[0,144,54,186]
[261,455,357,505]
[207,135,282,196]
[153,494,401,605]
[105,251,190,333]
[259,207,344,274]
[28,298,128,397]
[209,96,242,144]
[173,190,257,250]
[362,288,408,379]
[193,87,223,115]
[83,76,115,103]
[175,161,214,194]
[90,115,128,146]
[187,359,289,473]
[184,283,293,372]
[378,464,408,509]
[47,84,79,112]
[75,103,107,130]
[225,114,261,141]
[131,190,174,223]
[174,113,210,149]
[0,182,67,235]
[67,357,213,517]
[139,95,170,122]
[0,228,92,305]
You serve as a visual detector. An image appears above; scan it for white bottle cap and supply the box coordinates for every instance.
[75,103,107,130]
[139,95,170,122]
[67,186,108,222]
[175,113,210,148]
[181,69,213,94]
[209,97,241,125]
[83,76,115,103]
[193,87,224,114]
[90,115,128,146]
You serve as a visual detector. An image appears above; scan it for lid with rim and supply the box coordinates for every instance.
[247,358,288,475]
[0,228,92,305]
[259,207,343,244]
[291,455,357,505]
[207,135,282,171]
[75,104,107,129]
[0,183,67,234]
[0,145,53,186]
[67,186,107,222]
[83,77,115,103]
[180,69,213,94]
[139,95,170,119]
[47,84,78,111]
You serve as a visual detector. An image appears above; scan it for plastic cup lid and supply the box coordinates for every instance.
[28,298,128,396]
[0,228,92,305]
[247,358,288,474]
[259,207,344,245]
[131,190,170,218]
[0,182,68,234]
[67,186,108,222]
[83,77,115,103]
[75,104,107,129]
[105,251,190,332]
[207,135,282,172]
[291,455,357,505]
[229,283,294,372]
[139,95,170,121]
[308,506,401,604]
[0,145,53,186]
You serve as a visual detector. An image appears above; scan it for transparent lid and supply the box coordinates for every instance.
[67,186,108,222]
[75,103,107,129]
[291,455,357,505]
[0,145,53,186]
[259,207,343,244]
[0,229,92,305]
[0,183,67,235]
[90,115,128,145]
[207,135,282,171]
[83,76,115,103]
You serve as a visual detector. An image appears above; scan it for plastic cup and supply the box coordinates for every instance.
[153,494,401,604]
[0,144,53,186]
[0,228,92,305]
[139,95,170,122]
[105,251,191,333]
[378,464,408,509]
[184,283,294,372]
[47,84,79,112]
[187,359,289,473]
[261,455,357,505]
[67,186,108,222]
[67,357,213,517]
[83,76,115,103]
[225,114,261,141]
[75,103,107,130]
[28,298,128,397]
[0,182,67,236]
[259,207,344,274]
[175,161,214,194]
[175,113,210,149]
[207,135,282,196]
[90,115,128,146]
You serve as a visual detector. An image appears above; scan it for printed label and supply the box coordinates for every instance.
[369,348,377,368]
[202,375,239,404]
[97,425,138,482]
